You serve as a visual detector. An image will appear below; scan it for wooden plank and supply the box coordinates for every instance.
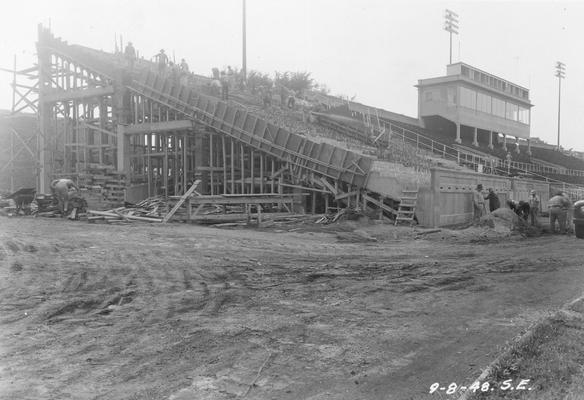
[230,139,235,194]
[191,203,206,218]
[162,179,201,223]
[209,133,214,195]
[88,210,162,222]
[319,177,338,195]
[334,190,359,201]
[222,136,227,194]
[363,194,396,215]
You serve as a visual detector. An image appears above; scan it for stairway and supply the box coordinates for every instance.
[394,189,418,226]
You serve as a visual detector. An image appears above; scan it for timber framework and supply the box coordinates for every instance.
[25,25,380,218]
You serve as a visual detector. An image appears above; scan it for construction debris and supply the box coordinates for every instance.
[87,196,169,223]
[316,208,366,224]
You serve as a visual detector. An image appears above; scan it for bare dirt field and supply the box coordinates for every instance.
[1,217,583,400]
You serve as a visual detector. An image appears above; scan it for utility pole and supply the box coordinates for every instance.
[444,9,459,65]
[242,0,247,83]
[555,61,566,151]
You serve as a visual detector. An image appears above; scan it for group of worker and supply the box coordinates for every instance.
[473,183,572,233]
[122,42,191,79]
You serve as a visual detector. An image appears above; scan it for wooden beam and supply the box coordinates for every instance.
[335,190,359,201]
[250,150,255,194]
[279,183,330,193]
[319,177,338,195]
[260,154,265,194]
[240,144,245,193]
[8,128,35,157]
[209,133,214,195]
[42,85,115,103]
[230,138,235,194]
[79,120,116,139]
[363,194,396,215]
[270,160,275,193]
[269,166,286,179]
[124,119,194,135]
[162,179,201,223]
[222,136,227,194]
[88,210,162,222]
[191,203,206,218]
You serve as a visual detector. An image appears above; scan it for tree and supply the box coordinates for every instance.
[275,71,314,93]
[246,70,273,94]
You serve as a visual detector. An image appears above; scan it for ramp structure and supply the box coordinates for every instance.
[34,26,376,213]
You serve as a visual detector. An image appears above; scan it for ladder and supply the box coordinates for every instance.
[395,189,418,226]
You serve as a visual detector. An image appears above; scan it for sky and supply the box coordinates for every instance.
[0,0,583,150]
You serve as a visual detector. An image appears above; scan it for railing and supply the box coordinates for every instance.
[374,120,584,193]
[345,106,584,189]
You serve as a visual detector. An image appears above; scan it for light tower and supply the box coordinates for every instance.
[242,0,247,83]
[444,9,459,65]
[555,61,565,151]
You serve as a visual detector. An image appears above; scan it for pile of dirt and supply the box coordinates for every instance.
[482,208,543,237]
[481,208,519,233]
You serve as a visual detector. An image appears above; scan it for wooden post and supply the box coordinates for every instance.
[379,196,384,219]
[240,144,245,193]
[209,133,214,195]
[325,195,329,214]
[9,130,14,192]
[147,132,152,196]
[230,139,235,194]
[250,150,254,194]
[222,136,227,194]
[271,159,275,193]
[163,134,168,197]
[173,135,178,195]
[260,154,264,194]
[186,197,191,222]
[183,135,187,195]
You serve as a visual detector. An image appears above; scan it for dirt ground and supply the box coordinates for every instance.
[1,217,584,400]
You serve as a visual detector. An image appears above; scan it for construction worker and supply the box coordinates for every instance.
[262,86,272,109]
[220,71,229,101]
[528,190,540,226]
[50,178,79,218]
[548,191,571,233]
[279,85,292,109]
[506,152,512,175]
[179,58,189,73]
[124,42,136,69]
[472,184,485,224]
[155,49,168,73]
[485,188,500,212]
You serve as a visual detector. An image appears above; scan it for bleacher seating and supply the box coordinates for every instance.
[520,145,584,171]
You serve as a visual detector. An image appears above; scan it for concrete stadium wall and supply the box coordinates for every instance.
[417,167,549,227]
[366,160,431,200]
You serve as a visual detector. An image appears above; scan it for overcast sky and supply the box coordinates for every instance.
[1,0,583,150]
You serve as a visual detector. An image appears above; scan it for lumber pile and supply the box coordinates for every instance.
[316,208,365,224]
[87,196,168,224]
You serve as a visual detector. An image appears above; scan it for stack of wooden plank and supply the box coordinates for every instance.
[87,196,168,224]
[315,208,366,224]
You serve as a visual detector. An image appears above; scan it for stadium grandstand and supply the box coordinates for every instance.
[2,25,584,226]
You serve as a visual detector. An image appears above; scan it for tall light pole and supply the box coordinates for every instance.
[444,9,459,65]
[555,61,566,151]
[242,0,247,83]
